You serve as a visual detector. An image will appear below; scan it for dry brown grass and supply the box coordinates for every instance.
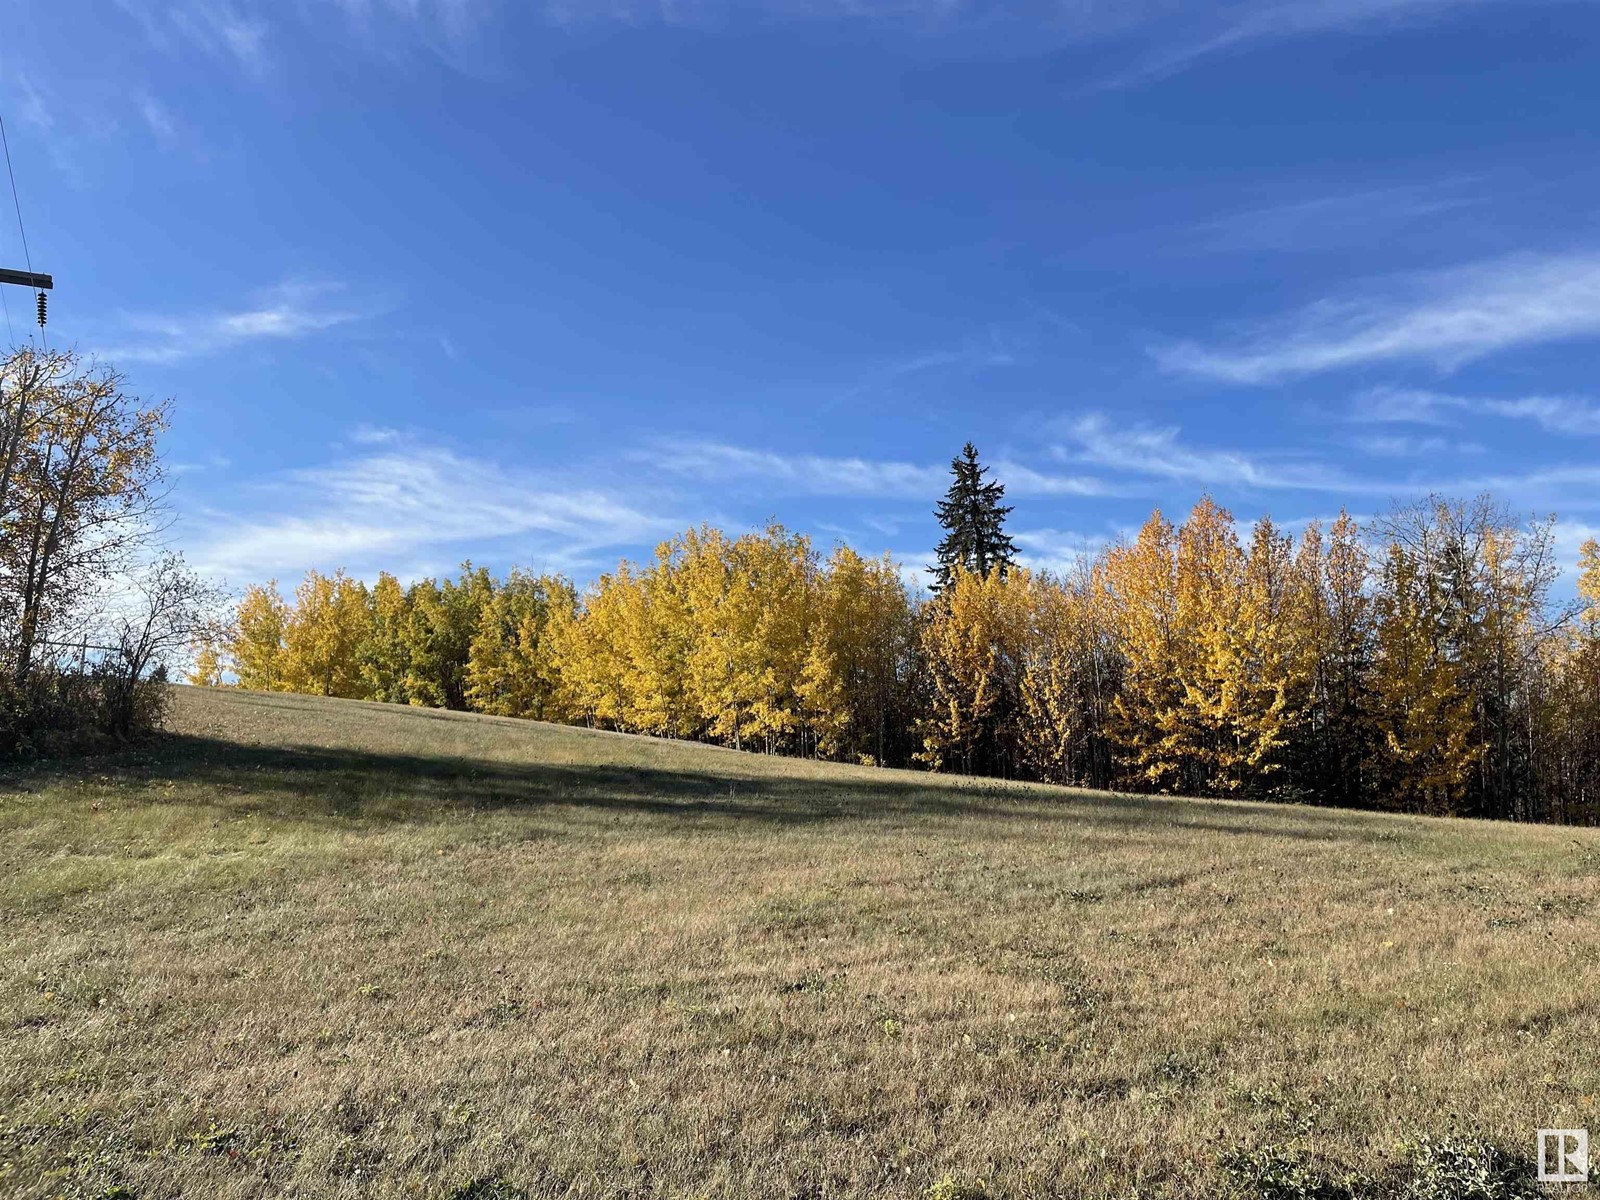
[2,687,1598,1199]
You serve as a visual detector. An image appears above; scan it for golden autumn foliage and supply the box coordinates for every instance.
[915,564,1030,774]
[280,570,370,699]
[465,571,574,720]
[185,637,224,688]
[221,493,1599,823]
[545,524,915,759]
[1015,564,1118,788]
[1368,542,1477,813]
[229,582,290,692]
[803,545,918,766]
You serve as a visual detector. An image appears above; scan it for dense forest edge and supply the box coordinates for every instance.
[203,443,1600,826]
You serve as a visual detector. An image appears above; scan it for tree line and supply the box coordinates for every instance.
[208,444,1600,825]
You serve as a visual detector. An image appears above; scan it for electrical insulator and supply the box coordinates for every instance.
[35,291,45,328]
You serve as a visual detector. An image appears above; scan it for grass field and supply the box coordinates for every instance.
[3,687,1599,1199]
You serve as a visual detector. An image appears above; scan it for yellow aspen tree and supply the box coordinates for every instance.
[678,524,815,752]
[550,568,638,729]
[186,637,225,687]
[798,548,856,761]
[802,545,916,764]
[529,577,579,723]
[1017,569,1083,784]
[280,569,372,699]
[1378,497,1558,819]
[360,572,412,704]
[1174,495,1247,794]
[617,539,697,737]
[542,581,597,725]
[1230,515,1315,795]
[229,582,290,692]
[915,565,1028,775]
[1544,538,1600,822]
[465,571,573,719]
[858,550,920,764]
[400,578,448,708]
[678,526,746,747]
[1369,542,1477,814]
[395,565,493,711]
[735,524,817,753]
[1049,560,1121,790]
[1103,511,1185,791]
[1578,537,1600,632]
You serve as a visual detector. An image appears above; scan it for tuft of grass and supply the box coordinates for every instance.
[1,687,1598,1198]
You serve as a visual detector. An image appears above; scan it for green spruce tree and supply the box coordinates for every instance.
[931,442,1018,591]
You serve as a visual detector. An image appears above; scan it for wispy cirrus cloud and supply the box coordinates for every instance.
[327,0,493,46]
[136,93,181,146]
[654,442,947,497]
[1348,385,1471,425]
[1060,413,1361,492]
[185,440,676,583]
[547,0,1523,74]
[1110,0,1510,86]
[113,0,498,77]
[1194,179,1479,255]
[652,440,1108,498]
[1011,526,1116,572]
[1349,385,1600,437]
[95,280,374,365]
[1481,395,1600,436]
[1350,433,1484,458]
[1156,251,1600,384]
[112,0,272,76]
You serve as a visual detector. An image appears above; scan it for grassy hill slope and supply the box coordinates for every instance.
[3,687,1598,1199]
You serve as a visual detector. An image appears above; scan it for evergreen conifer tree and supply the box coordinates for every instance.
[932,442,1017,591]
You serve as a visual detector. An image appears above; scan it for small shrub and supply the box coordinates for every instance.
[444,1178,526,1200]
[1402,1137,1539,1200]
[926,1176,988,1200]
[0,667,169,761]
[1219,1147,1354,1200]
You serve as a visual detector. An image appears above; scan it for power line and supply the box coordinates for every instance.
[0,114,44,349]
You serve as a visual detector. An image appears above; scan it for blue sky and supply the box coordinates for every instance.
[5,0,1600,589]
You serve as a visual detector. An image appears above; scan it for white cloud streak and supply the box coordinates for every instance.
[1112,0,1506,85]
[1157,252,1600,383]
[1481,396,1600,436]
[1349,386,1600,437]
[653,440,1107,498]
[111,0,499,80]
[1061,413,1360,492]
[184,443,674,583]
[1350,434,1483,458]
[1011,526,1114,573]
[117,0,273,75]
[1348,386,1471,426]
[1194,180,1479,254]
[96,281,370,365]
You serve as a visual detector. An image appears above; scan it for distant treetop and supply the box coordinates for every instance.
[931,441,1017,591]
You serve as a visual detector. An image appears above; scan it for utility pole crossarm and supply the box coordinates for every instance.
[0,268,50,290]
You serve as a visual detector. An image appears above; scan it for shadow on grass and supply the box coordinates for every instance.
[6,723,1409,847]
